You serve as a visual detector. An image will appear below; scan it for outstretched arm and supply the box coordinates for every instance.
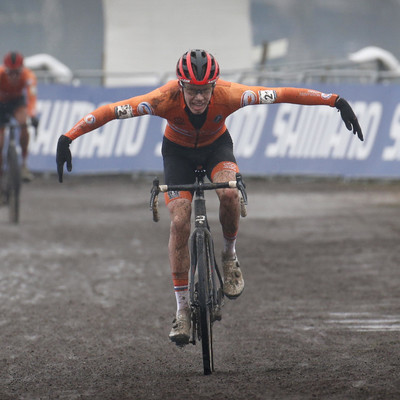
[263,87,363,141]
[56,103,117,183]
[55,81,169,182]
[55,98,140,182]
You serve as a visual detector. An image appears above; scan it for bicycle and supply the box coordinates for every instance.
[150,169,247,375]
[1,117,37,223]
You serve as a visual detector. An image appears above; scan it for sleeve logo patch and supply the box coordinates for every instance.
[137,102,154,115]
[321,93,333,100]
[240,90,257,107]
[84,114,96,124]
[115,104,134,119]
[259,90,277,104]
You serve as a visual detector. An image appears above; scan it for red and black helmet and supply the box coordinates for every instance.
[4,51,24,70]
[176,49,220,85]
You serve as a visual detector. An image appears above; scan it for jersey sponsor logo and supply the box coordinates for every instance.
[214,115,223,123]
[137,102,154,115]
[241,90,257,107]
[173,117,185,125]
[114,104,133,119]
[69,120,86,136]
[321,93,333,100]
[84,114,96,124]
[259,90,277,104]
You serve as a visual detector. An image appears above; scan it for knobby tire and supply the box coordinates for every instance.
[196,231,214,375]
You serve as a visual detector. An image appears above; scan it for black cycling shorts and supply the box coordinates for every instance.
[162,129,238,185]
[0,96,26,125]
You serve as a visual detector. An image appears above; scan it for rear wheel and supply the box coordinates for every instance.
[6,143,21,224]
[196,231,213,375]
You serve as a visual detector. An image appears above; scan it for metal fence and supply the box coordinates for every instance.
[33,59,400,87]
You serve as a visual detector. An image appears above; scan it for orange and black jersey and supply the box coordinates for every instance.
[0,66,37,117]
[65,79,339,148]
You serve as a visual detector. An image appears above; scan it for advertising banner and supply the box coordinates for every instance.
[30,83,400,178]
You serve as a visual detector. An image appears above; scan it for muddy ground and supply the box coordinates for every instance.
[0,174,399,399]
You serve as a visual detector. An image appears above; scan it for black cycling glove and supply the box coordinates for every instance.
[335,97,363,141]
[56,135,72,183]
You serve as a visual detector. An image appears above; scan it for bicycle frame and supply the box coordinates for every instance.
[189,175,224,326]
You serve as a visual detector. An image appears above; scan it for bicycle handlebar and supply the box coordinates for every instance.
[3,116,39,139]
[27,117,39,139]
[149,173,248,222]
[158,180,238,193]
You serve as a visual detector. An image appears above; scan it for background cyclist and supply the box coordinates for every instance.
[56,49,363,347]
[0,51,39,182]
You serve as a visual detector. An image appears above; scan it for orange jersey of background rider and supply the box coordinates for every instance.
[64,79,339,148]
[0,66,37,117]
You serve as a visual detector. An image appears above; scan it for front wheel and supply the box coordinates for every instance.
[196,231,213,375]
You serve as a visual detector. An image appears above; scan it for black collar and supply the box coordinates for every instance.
[185,106,208,130]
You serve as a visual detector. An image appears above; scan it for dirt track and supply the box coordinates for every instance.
[1,174,400,399]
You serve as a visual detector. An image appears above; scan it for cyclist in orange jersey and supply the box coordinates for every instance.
[0,51,39,182]
[57,49,363,346]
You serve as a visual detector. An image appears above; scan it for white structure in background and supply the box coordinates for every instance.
[102,0,254,87]
[25,53,74,84]
[349,46,400,72]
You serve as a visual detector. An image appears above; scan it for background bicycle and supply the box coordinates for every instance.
[0,117,37,223]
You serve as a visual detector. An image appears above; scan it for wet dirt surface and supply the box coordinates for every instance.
[1,174,400,399]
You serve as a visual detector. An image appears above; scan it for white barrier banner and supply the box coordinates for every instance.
[30,83,400,178]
